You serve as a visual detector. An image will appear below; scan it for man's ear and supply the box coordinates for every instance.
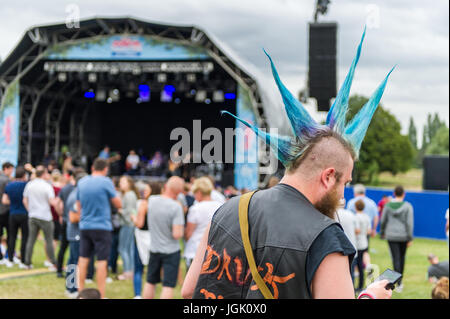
[321,167,336,190]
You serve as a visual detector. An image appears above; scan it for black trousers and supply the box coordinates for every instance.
[0,212,9,260]
[388,241,408,285]
[56,221,69,273]
[7,214,28,262]
[108,228,120,274]
[355,249,367,290]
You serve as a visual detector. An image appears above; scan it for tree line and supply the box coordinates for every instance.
[347,95,448,184]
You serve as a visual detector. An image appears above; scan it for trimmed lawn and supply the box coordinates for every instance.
[365,236,448,299]
[374,168,423,191]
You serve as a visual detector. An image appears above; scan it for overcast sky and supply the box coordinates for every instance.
[0,0,448,145]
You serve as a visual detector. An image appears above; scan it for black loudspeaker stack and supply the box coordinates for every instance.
[308,22,337,112]
[423,155,449,191]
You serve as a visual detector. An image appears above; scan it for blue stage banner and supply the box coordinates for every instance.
[344,186,449,240]
[44,35,209,61]
[234,84,259,191]
[0,80,20,166]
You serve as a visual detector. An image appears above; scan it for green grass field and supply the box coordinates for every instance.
[373,168,423,191]
[0,235,447,299]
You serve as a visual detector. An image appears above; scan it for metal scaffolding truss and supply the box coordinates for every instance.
[0,17,278,186]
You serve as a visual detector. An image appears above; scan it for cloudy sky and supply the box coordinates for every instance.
[0,0,448,145]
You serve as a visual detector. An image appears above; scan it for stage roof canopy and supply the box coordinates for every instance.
[0,16,289,133]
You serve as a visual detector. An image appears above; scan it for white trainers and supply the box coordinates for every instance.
[48,264,57,272]
[4,260,14,268]
[13,256,21,264]
[133,295,142,299]
[106,277,113,284]
[395,283,404,293]
[18,262,28,269]
[85,279,94,284]
[44,260,53,267]
[0,259,6,266]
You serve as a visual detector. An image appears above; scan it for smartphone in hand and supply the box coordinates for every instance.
[375,269,402,290]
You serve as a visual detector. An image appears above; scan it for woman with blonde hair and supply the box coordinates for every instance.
[183,177,222,270]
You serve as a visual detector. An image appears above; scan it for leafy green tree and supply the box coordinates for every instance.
[346,95,415,183]
[417,113,448,166]
[425,125,449,155]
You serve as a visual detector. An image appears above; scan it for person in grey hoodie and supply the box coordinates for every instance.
[380,185,414,291]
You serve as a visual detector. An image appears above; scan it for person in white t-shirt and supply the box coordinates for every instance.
[336,199,357,252]
[336,198,358,285]
[206,176,226,204]
[183,177,222,270]
[126,150,140,175]
[23,165,58,269]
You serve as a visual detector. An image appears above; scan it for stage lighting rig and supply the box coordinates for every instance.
[88,73,97,83]
[212,90,224,102]
[157,73,167,83]
[57,72,67,82]
[314,0,331,22]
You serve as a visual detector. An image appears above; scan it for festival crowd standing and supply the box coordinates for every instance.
[0,155,434,301]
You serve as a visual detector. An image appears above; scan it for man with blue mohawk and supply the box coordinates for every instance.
[182,28,394,299]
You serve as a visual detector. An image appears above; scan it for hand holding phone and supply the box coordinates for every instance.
[375,269,402,290]
[364,280,393,299]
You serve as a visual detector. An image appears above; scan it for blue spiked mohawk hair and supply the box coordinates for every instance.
[222,27,395,168]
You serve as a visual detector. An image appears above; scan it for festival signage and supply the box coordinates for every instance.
[0,80,20,166]
[234,84,259,190]
[44,35,209,61]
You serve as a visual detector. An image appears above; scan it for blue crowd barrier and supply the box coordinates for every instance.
[344,186,449,240]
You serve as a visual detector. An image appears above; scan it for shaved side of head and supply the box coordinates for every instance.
[287,130,355,182]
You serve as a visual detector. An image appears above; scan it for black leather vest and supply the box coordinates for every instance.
[193,183,337,299]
